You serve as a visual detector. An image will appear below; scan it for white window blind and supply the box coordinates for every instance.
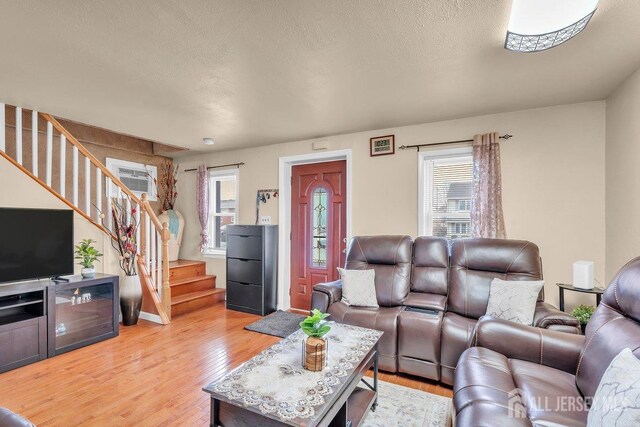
[419,148,473,238]
[206,169,238,253]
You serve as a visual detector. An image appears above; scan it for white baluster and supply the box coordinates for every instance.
[0,103,5,151]
[157,230,162,291]
[85,157,91,213]
[135,204,140,250]
[58,133,65,195]
[125,196,131,226]
[72,146,78,206]
[150,224,156,287]
[106,178,113,231]
[15,107,22,165]
[145,214,151,272]
[45,124,52,187]
[31,111,38,176]
[96,168,102,220]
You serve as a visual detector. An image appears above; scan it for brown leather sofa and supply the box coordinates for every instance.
[0,408,34,427]
[311,235,579,385]
[453,256,640,426]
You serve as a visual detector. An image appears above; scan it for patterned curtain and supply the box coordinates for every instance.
[471,132,506,239]
[196,165,209,251]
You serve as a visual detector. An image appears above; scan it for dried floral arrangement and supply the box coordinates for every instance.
[98,196,139,276]
[149,159,179,212]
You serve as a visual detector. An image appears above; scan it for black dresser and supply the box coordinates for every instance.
[226,225,278,316]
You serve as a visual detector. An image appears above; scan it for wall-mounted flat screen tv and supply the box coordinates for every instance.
[0,208,74,283]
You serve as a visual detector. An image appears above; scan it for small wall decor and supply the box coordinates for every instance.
[255,189,279,225]
[370,135,395,157]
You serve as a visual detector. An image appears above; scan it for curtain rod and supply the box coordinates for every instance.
[399,134,513,150]
[184,162,245,172]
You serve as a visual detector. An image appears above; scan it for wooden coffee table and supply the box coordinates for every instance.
[203,322,382,427]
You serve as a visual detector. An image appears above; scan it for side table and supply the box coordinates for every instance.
[556,283,605,312]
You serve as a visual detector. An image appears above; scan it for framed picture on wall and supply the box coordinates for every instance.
[370,135,395,157]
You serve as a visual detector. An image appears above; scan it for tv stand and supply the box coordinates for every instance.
[0,281,48,373]
[0,274,119,373]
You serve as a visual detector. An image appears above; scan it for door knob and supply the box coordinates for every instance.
[343,237,347,243]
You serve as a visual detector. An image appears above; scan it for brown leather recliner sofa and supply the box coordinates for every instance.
[453,256,640,426]
[311,235,579,385]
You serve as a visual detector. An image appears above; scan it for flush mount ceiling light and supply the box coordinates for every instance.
[203,137,215,146]
[505,0,598,53]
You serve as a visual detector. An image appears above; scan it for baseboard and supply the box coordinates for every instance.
[139,311,164,324]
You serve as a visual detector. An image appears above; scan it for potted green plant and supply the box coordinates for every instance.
[74,239,103,278]
[300,309,331,371]
[571,304,595,334]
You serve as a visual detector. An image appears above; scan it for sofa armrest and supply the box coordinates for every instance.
[469,316,585,374]
[311,280,343,312]
[533,301,581,333]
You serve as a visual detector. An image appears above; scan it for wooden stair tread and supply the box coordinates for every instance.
[170,274,216,287]
[171,289,225,305]
[169,259,206,269]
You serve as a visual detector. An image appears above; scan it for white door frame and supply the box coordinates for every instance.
[278,149,352,311]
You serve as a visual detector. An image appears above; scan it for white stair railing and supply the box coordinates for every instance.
[0,103,171,324]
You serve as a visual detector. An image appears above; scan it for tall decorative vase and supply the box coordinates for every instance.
[158,209,185,262]
[120,275,142,326]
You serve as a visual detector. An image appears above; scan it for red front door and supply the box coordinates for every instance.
[290,160,347,311]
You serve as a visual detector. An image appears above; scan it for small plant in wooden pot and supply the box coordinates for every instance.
[300,309,331,372]
[74,239,103,278]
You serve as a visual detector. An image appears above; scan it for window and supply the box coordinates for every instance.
[206,169,238,254]
[419,148,473,239]
[311,187,328,267]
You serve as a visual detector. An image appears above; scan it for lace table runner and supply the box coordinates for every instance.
[204,322,382,425]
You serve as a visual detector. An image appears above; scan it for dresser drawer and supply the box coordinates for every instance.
[227,225,263,237]
[227,258,263,284]
[227,281,262,310]
[227,235,263,261]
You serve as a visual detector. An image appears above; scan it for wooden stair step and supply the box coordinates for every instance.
[169,259,207,281]
[170,275,217,297]
[170,274,217,287]
[171,289,225,317]
[169,259,206,269]
[172,289,224,305]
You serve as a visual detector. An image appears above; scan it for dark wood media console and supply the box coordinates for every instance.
[0,274,119,373]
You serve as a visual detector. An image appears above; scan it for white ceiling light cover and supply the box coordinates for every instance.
[505,0,599,52]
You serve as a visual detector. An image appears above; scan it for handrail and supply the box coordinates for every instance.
[1,108,171,325]
[0,149,112,236]
[40,113,142,205]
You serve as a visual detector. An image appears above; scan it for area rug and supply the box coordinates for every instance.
[244,310,305,338]
[362,381,452,427]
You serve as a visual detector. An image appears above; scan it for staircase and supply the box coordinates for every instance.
[169,260,224,316]
[0,103,172,324]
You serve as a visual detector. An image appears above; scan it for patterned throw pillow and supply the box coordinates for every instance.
[485,278,544,325]
[338,268,379,308]
[588,348,640,426]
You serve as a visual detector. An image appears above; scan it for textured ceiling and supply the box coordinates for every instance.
[0,0,638,152]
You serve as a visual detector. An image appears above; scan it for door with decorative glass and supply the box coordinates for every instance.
[290,160,347,310]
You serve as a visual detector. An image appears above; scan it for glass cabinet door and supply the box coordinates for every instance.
[54,283,114,350]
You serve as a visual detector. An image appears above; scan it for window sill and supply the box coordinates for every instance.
[203,250,226,259]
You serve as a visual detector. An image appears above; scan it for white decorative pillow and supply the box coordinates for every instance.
[338,268,378,308]
[587,348,640,426]
[485,278,544,325]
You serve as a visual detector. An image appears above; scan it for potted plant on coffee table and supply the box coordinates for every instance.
[300,309,331,371]
[74,239,103,278]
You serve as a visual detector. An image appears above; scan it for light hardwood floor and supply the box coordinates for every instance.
[0,303,452,426]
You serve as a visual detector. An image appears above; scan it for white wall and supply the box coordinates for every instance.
[175,101,606,310]
[0,155,119,277]
[605,67,640,281]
